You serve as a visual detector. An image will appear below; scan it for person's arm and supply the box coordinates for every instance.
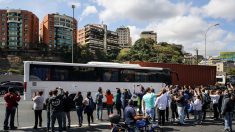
[154,97,159,107]
[142,99,145,113]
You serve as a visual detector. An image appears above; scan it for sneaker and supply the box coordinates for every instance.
[33,126,37,129]
[10,126,17,130]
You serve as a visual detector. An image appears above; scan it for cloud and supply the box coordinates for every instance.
[129,15,231,56]
[96,0,187,22]
[203,0,235,21]
[81,5,97,17]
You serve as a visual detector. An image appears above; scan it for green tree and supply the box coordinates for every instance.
[116,48,130,62]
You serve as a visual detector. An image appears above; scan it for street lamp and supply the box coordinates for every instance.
[204,23,219,63]
[72,4,75,63]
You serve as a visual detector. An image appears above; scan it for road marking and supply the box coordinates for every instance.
[20,122,111,129]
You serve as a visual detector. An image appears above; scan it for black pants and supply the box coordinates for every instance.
[34,110,42,127]
[87,111,94,125]
[166,107,169,121]
[171,103,178,119]
[4,107,16,128]
[202,104,207,120]
[116,104,122,118]
[158,109,165,125]
[213,103,219,119]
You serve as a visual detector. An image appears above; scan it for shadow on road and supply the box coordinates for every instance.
[12,125,111,132]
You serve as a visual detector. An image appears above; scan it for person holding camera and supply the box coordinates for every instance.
[3,87,21,130]
[32,91,44,129]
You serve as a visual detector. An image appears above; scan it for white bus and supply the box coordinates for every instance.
[24,61,172,100]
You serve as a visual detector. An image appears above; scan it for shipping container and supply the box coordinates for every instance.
[130,62,216,86]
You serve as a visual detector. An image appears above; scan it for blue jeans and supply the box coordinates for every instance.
[97,105,103,120]
[76,106,83,126]
[51,111,63,132]
[62,111,71,128]
[224,112,233,131]
[194,110,202,123]
[4,107,16,128]
[47,111,50,130]
[146,108,155,119]
[177,106,185,124]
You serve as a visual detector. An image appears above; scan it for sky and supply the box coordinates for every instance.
[1,0,235,57]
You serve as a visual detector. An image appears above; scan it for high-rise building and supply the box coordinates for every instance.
[140,31,157,42]
[116,26,132,49]
[0,9,39,50]
[77,24,119,53]
[40,13,77,50]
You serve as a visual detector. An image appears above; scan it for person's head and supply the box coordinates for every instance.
[224,90,229,95]
[162,88,167,94]
[197,95,201,100]
[8,87,14,93]
[98,87,102,93]
[141,86,145,92]
[76,91,81,96]
[48,90,53,97]
[52,89,58,96]
[128,99,134,106]
[116,88,121,94]
[106,89,111,95]
[151,88,155,93]
[87,91,91,98]
[65,91,69,97]
[146,87,151,93]
[38,91,43,96]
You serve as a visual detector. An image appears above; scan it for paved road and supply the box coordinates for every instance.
[0,97,235,132]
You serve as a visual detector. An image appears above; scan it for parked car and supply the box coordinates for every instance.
[0,81,24,95]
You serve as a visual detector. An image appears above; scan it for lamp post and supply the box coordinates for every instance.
[204,23,219,64]
[72,4,75,63]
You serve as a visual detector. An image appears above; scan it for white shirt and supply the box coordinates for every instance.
[155,93,168,110]
[193,99,202,111]
[210,95,220,104]
[33,96,44,110]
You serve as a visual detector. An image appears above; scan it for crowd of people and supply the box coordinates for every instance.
[2,84,235,132]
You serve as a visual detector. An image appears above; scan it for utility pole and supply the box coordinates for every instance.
[195,48,198,65]
[72,5,75,63]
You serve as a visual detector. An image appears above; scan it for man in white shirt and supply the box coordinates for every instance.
[155,89,168,126]
[210,90,220,120]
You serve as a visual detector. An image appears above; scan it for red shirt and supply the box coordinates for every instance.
[105,94,114,105]
[4,92,21,109]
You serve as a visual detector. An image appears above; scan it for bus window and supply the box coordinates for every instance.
[29,64,51,81]
[102,68,119,82]
[79,67,99,81]
[51,66,71,81]
[120,69,135,82]
[135,70,149,82]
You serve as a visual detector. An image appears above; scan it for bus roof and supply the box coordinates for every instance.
[24,61,165,71]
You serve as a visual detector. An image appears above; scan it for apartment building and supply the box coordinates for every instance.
[77,24,119,53]
[116,26,132,49]
[0,9,39,50]
[40,13,77,50]
[140,31,157,42]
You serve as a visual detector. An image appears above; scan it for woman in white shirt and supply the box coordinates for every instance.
[32,91,44,129]
[210,90,220,120]
[193,95,202,124]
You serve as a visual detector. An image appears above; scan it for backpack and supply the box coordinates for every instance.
[204,94,211,104]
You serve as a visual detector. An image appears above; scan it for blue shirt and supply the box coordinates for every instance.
[124,106,136,125]
[143,93,155,109]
